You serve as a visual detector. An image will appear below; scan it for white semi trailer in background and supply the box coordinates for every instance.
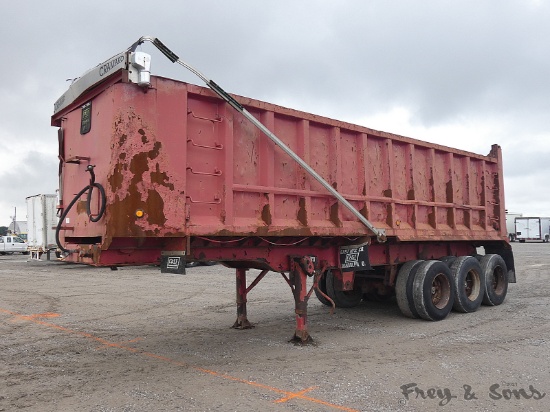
[515,217,550,243]
[26,194,59,258]
[506,212,523,242]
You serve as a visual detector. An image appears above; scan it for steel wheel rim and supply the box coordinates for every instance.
[491,266,506,295]
[431,273,451,309]
[465,270,481,301]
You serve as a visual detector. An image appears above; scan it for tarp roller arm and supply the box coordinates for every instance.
[130,36,387,243]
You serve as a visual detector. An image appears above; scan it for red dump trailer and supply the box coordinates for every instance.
[52,38,515,343]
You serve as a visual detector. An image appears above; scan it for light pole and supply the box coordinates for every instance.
[10,207,17,235]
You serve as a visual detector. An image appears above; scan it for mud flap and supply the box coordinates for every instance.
[160,251,186,274]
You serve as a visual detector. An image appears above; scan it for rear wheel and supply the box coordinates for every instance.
[413,260,455,321]
[395,260,424,318]
[450,256,484,313]
[480,254,508,306]
[439,256,457,267]
[326,270,362,308]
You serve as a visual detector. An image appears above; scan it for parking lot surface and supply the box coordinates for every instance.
[1,242,549,411]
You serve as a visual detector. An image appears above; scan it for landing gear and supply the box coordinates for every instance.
[230,257,317,344]
[231,268,256,330]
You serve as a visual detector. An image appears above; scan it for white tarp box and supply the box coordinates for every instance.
[26,194,58,250]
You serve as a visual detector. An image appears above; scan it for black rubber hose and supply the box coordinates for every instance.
[56,166,107,253]
[55,185,90,254]
[87,183,107,223]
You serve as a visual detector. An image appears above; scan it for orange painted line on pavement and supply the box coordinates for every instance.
[275,386,317,403]
[9,312,61,322]
[0,307,359,412]
[96,337,143,350]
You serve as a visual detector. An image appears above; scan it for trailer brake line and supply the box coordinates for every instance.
[129,36,387,244]
[56,165,106,253]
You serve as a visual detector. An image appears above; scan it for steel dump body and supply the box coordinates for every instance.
[52,70,509,271]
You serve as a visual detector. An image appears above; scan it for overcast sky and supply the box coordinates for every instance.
[1,0,549,229]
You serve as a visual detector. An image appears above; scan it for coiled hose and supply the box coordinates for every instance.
[56,165,106,253]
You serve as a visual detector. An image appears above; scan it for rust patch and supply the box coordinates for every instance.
[447,208,455,228]
[261,204,272,225]
[492,172,500,230]
[407,189,415,200]
[429,168,435,201]
[76,200,87,215]
[383,189,392,197]
[138,128,149,144]
[129,151,150,178]
[386,204,393,227]
[480,173,486,204]
[360,205,369,219]
[297,197,308,226]
[428,209,436,228]
[464,210,471,229]
[109,163,125,192]
[118,134,127,146]
[150,164,174,190]
[330,202,342,227]
[362,183,367,196]
[446,180,453,203]
[145,189,167,226]
[107,111,179,238]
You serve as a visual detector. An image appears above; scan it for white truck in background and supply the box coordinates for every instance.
[0,236,28,254]
[26,194,59,258]
[515,217,550,243]
[506,212,523,242]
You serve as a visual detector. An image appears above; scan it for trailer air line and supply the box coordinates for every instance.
[129,36,386,243]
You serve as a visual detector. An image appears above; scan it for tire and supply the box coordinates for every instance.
[480,254,508,306]
[449,256,485,313]
[413,260,455,321]
[326,270,362,308]
[395,260,424,318]
[439,256,457,266]
[314,271,332,306]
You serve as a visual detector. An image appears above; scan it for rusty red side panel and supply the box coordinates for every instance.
[52,74,507,266]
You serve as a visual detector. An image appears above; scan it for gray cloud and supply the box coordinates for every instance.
[1,0,549,224]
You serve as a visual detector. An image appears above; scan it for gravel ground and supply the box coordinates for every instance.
[0,242,549,412]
